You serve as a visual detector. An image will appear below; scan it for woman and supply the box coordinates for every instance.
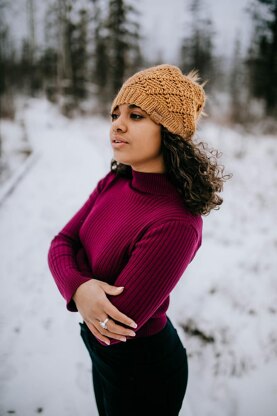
[48,64,229,415]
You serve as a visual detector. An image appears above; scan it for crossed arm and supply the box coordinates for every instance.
[48,173,200,346]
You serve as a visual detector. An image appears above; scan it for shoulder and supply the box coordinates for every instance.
[153,217,202,240]
[133,217,202,251]
[128,218,202,265]
[149,204,203,238]
[151,218,203,258]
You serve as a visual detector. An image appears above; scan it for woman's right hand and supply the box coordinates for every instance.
[73,279,137,345]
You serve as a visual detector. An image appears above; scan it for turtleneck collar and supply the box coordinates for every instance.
[130,167,178,196]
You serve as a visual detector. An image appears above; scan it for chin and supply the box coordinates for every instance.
[114,156,132,165]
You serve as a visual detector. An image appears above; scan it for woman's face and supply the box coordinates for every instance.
[110,103,165,173]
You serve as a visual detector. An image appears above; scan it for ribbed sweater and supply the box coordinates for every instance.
[48,167,203,346]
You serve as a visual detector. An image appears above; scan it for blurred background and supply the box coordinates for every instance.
[0,1,277,415]
[1,0,277,122]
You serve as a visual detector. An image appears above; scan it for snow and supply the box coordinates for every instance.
[0,97,277,416]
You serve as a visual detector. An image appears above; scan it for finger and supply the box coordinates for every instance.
[94,316,135,337]
[101,283,124,296]
[93,320,128,342]
[107,319,136,337]
[85,320,111,346]
[105,303,137,329]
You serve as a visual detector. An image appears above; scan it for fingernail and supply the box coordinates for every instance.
[121,337,127,342]
[117,287,124,290]
[130,322,137,329]
[105,340,110,345]
[129,331,136,337]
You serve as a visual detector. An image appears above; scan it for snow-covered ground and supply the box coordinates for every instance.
[0,98,276,416]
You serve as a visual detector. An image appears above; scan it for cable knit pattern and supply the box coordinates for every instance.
[111,64,206,139]
[48,168,203,346]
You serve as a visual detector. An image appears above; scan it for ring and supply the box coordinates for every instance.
[99,318,109,330]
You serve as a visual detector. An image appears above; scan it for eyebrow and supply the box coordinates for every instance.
[113,104,143,111]
[128,104,142,110]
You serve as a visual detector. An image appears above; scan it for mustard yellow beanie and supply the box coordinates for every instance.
[111,64,206,140]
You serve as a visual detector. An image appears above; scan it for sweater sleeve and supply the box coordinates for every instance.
[107,220,201,345]
[48,171,115,311]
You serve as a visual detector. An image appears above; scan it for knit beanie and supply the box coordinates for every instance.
[111,64,206,140]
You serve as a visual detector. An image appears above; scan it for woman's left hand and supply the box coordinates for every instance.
[73,279,137,345]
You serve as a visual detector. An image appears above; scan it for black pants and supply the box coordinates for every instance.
[80,316,188,416]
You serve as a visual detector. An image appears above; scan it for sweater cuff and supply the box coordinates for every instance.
[65,276,93,312]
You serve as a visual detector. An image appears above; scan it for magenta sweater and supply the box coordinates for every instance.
[48,168,202,346]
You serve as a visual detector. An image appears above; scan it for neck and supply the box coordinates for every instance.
[130,160,166,174]
[130,167,178,196]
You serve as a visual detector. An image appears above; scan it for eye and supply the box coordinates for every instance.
[131,113,144,120]
[110,113,119,121]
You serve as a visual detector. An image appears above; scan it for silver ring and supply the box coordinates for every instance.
[99,318,109,330]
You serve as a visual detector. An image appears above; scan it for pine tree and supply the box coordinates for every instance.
[90,0,142,113]
[42,0,62,101]
[246,0,277,114]
[104,0,143,102]
[0,0,16,119]
[0,1,9,99]
[42,0,76,114]
[71,8,89,99]
[26,0,36,65]
[90,0,110,110]
[229,38,247,123]
[20,39,33,93]
[180,0,215,88]
[43,1,93,110]
[107,0,126,95]
[57,0,74,95]
[21,0,42,95]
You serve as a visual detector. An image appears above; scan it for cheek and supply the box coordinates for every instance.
[148,126,162,149]
[138,136,161,156]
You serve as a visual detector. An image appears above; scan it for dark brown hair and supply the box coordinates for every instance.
[110,127,231,216]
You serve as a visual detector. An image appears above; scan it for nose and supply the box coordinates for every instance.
[112,114,127,132]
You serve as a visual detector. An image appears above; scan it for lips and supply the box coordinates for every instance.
[112,136,128,144]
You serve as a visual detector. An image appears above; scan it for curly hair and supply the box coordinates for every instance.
[110,127,231,216]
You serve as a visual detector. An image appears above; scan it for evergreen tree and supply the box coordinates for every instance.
[180,0,215,89]
[57,0,74,95]
[38,0,143,114]
[19,0,41,95]
[124,4,143,74]
[42,0,64,101]
[71,8,89,99]
[229,37,247,123]
[90,0,143,113]
[246,0,277,114]
[43,0,92,109]
[0,2,9,98]
[20,38,33,92]
[104,0,143,103]
[42,0,79,114]
[0,0,16,119]
[90,0,110,110]
[26,0,36,65]
[107,0,127,95]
